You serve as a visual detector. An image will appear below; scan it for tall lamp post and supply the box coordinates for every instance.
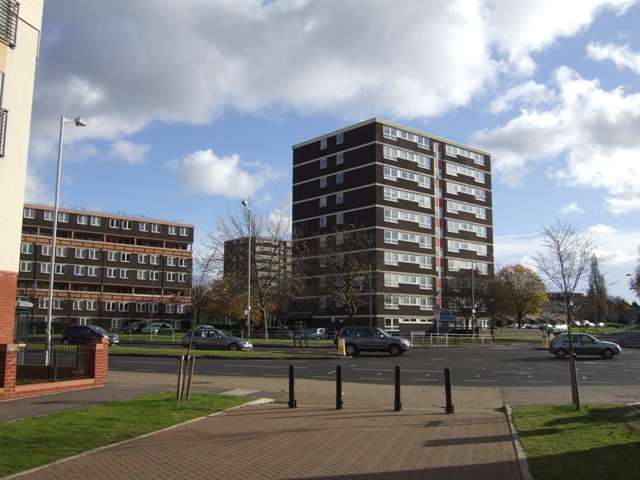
[45,116,87,362]
[241,200,251,340]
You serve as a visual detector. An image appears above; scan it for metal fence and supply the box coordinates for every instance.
[16,342,95,385]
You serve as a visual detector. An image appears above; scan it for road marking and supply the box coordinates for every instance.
[463,379,497,383]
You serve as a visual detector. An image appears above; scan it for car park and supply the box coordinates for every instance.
[141,322,174,335]
[61,325,119,346]
[548,333,621,359]
[181,329,253,351]
[337,326,411,356]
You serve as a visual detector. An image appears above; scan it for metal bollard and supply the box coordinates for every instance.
[444,367,454,414]
[336,364,344,409]
[288,364,297,408]
[394,365,402,411]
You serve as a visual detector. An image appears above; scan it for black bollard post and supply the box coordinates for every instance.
[444,367,454,414]
[288,364,296,408]
[394,365,402,411]
[336,364,343,409]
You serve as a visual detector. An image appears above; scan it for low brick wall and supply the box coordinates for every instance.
[0,340,109,401]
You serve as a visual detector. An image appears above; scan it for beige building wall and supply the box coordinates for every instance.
[0,0,43,344]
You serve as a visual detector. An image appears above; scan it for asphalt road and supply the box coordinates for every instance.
[109,343,640,388]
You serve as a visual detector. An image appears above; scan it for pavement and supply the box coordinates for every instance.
[2,337,640,480]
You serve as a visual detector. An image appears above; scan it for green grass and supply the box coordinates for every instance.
[0,393,251,477]
[512,404,640,480]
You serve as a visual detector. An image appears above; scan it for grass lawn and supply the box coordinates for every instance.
[511,404,640,480]
[0,393,251,477]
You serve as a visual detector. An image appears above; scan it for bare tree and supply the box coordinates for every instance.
[211,203,292,338]
[630,247,640,299]
[294,227,375,325]
[532,220,599,410]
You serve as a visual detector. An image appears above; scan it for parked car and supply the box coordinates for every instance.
[122,321,148,333]
[299,328,327,339]
[193,325,216,332]
[181,329,253,351]
[141,322,174,335]
[548,333,621,359]
[61,325,119,346]
[337,326,411,356]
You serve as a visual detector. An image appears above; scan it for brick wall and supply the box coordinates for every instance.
[0,270,18,344]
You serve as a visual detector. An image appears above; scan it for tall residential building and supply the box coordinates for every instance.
[292,118,493,333]
[0,2,42,344]
[17,204,194,336]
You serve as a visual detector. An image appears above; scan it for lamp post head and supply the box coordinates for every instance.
[241,200,249,207]
[73,116,87,127]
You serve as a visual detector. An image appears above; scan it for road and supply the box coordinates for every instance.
[109,343,640,388]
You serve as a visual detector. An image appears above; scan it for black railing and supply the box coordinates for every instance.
[0,0,18,48]
[16,342,94,385]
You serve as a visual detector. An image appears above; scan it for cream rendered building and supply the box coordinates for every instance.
[0,1,43,347]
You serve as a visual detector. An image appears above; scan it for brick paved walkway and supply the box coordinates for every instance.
[11,403,521,480]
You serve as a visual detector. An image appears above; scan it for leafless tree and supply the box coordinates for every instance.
[531,220,599,410]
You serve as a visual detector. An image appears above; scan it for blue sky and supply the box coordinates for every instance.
[26,0,640,301]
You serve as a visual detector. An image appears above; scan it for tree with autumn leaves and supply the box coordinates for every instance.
[496,264,548,327]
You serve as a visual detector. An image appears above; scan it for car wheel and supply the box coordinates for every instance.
[191,343,199,350]
[61,338,71,345]
[555,348,568,359]
[388,345,401,357]
[601,348,615,359]
[228,343,240,351]
[345,344,358,356]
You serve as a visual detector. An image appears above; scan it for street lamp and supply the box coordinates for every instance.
[241,200,251,341]
[45,116,87,362]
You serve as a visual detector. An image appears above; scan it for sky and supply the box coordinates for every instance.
[25,0,640,302]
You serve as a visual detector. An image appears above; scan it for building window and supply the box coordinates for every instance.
[168,226,178,235]
[136,303,147,313]
[320,177,327,188]
[122,220,132,230]
[106,268,117,278]
[58,212,70,223]
[151,224,161,233]
[75,248,87,259]
[74,265,86,276]
[137,270,148,280]
[149,303,159,313]
[319,217,327,228]
[55,247,67,258]
[178,257,188,267]
[90,216,101,226]
[20,243,33,254]
[336,173,344,184]
[336,153,344,164]
[167,272,177,282]
[88,266,99,277]
[89,249,100,260]
[118,302,129,312]
[150,271,160,281]
[336,213,344,225]
[320,157,327,169]
[178,273,187,282]
[167,257,177,267]
[42,245,52,256]
[138,254,148,264]
[107,251,118,262]
[40,263,51,274]
[120,269,131,279]
[336,132,344,144]
[54,264,66,275]
[165,304,176,314]
[150,255,161,265]
[105,302,116,312]
[177,305,187,314]
[72,300,85,311]
[109,218,120,229]
[87,301,98,311]
[23,208,35,219]
[139,222,149,232]
[0,0,19,48]
[319,196,327,208]
[44,211,53,221]
[320,138,327,150]
[77,214,88,225]
[19,261,33,272]
[121,252,131,263]
[179,227,189,236]
[336,193,344,204]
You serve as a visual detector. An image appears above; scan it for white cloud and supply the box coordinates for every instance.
[167,149,277,198]
[107,140,150,164]
[474,67,640,213]
[559,202,584,215]
[588,42,640,74]
[587,224,617,235]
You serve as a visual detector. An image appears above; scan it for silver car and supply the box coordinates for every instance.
[548,333,621,359]
[181,329,253,351]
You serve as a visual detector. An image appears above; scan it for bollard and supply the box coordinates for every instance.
[288,364,297,408]
[394,365,402,411]
[444,367,454,414]
[336,364,344,409]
